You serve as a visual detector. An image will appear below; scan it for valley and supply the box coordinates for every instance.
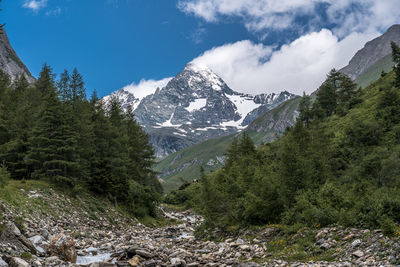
[1,1,400,266]
[1,181,400,266]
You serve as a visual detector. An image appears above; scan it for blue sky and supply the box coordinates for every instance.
[2,0,400,96]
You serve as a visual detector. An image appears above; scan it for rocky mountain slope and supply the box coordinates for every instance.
[104,63,296,158]
[0,27,34,82]
[340,24,400,80]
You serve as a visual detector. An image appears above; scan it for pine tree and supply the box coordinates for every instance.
[0,75,31,179]
[225,138,239,168]
[89,97,130,201]
[298,93,312,124]
[89,99,114,194]
[70,68,86,104]
[336,73,359,115]
[239,132,256,155]
[313,70,340,118]
[62,69,93,182]
[26,65,78,185]
[57,69,72,102]
[315,82,337,117]
[391,41,400,88]
[35,63,55,96]
[0,70,11,145]
[125,105,161,192]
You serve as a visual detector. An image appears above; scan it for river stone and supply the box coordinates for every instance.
[143,260,156,267]
[128,256,140,266]
[9,257,29,267]
[353,250,364,258]
[48,233,77,263]
[351,239,361,247]
[0,257,8,267]
[136,249,152,259]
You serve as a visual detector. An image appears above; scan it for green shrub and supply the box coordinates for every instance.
[0,164,10,188]
[380,216,396,237]
[21,252,32,260]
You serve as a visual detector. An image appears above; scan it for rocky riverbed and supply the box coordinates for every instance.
[1,188,400,266]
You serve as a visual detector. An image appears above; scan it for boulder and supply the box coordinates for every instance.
[0,257,8,267]
[9,258,29,267]
[353,250,364,258]
[48,233,77,263]
[2,222,36,254]
[128,256,140,266]
[135,249,152,259]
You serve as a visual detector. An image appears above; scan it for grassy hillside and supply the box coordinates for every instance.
[156,130,273,193]
[0,180,135,226]
[0,179,171,227]
[356,54,394,88]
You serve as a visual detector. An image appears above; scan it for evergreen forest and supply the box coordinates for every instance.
[0,64,162,217]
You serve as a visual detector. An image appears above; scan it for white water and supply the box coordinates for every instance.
[76,248,113,265]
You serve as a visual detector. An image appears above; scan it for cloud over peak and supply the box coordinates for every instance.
[178,0,400,37]
[191,29,379,95]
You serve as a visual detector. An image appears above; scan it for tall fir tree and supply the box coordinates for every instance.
[298,93,312,124]
[35,63,55,96]
[26,65,78,185]
[70,68,86,104]
[125,105,161,192]
[57,69,72,102]
[392,41,400,88]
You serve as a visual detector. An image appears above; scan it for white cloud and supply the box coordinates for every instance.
[178,0,400,36]
[191,29,379,95]
[122,77,173,101]
[23,0,48,12]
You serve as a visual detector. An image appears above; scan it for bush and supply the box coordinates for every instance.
[0,164,10,188]
[380,216,396,237]
[21,252,32,260]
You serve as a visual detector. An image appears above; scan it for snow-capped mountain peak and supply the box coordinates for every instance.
[103,64,297,157]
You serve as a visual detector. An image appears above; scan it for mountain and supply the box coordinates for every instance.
[156,98,302,193]
[157,25,400,192]
[0,27,34,82]
[104,63,296,157]
[340,24,400,83]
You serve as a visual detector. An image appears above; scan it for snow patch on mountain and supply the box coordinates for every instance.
[226,94,262,125]
[186,63,224,91]
[186,98,207,112]
[158,110,183,128]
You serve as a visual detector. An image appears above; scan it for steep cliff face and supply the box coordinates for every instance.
[0,27,34,82]
[340,24,400,80]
